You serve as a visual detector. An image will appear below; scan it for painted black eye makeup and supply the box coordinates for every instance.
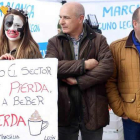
[17,26,24,32]
[4,15,14,31]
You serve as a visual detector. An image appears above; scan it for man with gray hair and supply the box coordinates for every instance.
[46,2,113,140]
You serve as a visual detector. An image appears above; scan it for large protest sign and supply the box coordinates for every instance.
[0,58,58,140]
[81,0,139,44]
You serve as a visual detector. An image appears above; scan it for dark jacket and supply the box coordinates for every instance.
[46,24,113,130]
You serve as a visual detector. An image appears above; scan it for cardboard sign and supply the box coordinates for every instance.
[0,58,58,140]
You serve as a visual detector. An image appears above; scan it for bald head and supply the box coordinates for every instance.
[132,7,140,42]
[132,7,140,22]
[62,2,85,17]
[59,2,85,38]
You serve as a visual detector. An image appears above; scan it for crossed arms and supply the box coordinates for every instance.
[46,37,113,91]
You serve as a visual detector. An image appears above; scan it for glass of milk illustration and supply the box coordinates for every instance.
[28,110,49,136]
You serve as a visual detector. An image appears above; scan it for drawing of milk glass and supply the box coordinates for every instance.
[28,110,49,136]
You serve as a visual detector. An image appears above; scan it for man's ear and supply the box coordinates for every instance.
[79,15,84,23]
[133,20,137,28]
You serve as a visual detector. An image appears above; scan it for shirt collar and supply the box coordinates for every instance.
[67,29,84,42]
[132,31,140,46]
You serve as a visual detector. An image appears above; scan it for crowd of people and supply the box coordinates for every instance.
[0,2,140,140]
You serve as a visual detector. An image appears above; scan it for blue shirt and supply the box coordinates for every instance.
[132,31,140,54]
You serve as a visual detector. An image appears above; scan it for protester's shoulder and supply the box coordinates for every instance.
[95,32,107,40]
[48,35,59,42]
[48,33,67,42]
[110,36,128,49]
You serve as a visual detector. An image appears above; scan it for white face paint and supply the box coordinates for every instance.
[5,15,24,41]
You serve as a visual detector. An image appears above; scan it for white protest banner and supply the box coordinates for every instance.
[81,0,140,44]
[0,58,58,140]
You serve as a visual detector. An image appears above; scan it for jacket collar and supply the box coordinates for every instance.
[125,30,134,48]
[57,23,96,40]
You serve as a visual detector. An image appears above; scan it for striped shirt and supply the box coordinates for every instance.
[67,30,84,60]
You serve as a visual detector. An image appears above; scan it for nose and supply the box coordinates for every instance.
[59,18,65,25]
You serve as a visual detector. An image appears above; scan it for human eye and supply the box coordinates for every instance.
[64,16,70,19]
[6,21,12,27]
[15,24,21,28]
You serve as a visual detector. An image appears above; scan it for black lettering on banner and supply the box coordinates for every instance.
[8,63,17,77]
[13,96,44,106]
[2,98,8,106]
[0,70,5,77]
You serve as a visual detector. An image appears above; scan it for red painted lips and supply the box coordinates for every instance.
[6,30,19,38]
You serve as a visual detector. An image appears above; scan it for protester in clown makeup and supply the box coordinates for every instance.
[0,7,42,60]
